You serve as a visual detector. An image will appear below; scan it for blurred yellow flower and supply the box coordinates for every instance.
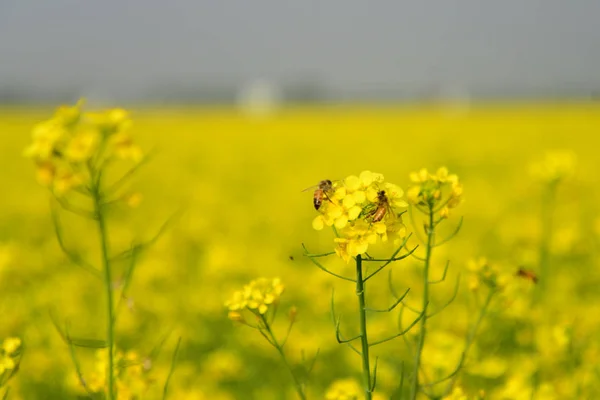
[2,337,21,355]
[64,130,99,162]
[25,100,143,196]
[86,348,151,399]
[23,120,66,160]
[110,132,143,162]
[225,277,284,316]
[88,108,132,134]
[442,386,468,400]
[325,378,361,400]
[529,150,576,183]
[407,167,462,209]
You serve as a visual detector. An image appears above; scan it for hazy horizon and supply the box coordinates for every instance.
[1,1,600,101]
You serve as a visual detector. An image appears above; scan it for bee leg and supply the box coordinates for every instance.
[323,192,335,204]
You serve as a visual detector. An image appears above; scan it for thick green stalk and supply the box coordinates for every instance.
[92,183,116,400]
[262,316,306,400]
[355,255,372,400]
[410,205,434,400]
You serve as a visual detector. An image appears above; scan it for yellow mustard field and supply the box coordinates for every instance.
[1,103,600,399]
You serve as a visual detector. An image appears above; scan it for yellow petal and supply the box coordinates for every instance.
[393,199,408,208]
[334,216,349,229]
[312,216,325,231]
[353,190,366,204]
[347,206,362,220]
[344,175,360,191]
[327,204,344,219]
[373,222,387,234]
[366,187,379,202]
[334,187,347,199]
[342,196,356,209]
[436,166,449,181]
[371,172,384,183]
[407,186,421,204]
[384,183,404,198]
[359,170,374,186]
[349,240,368,256]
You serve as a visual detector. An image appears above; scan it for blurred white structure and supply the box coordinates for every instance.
[236,78,282,116]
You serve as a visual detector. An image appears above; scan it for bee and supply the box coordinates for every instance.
[303,179,333,210]
[516,267,538,284]
[371,190,393,222]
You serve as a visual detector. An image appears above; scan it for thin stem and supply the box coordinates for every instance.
[410,204,434,400]
[92,180,116,400]
[261,316,306,400]
[356,255,372,400]
[443,289,495,395]
[162,337,182,400]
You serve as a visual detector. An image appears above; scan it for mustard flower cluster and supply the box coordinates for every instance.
[0,337,21,377]
[225,278,285,321]
[311,171,408,263]
[325,378,388,400]
[466,257,512,292]
[324,379,361,400]
[23,100,142,195]
[407,167,463,217]
[86,348,151,400]
[529,150,576,184]
[442,386,485,400]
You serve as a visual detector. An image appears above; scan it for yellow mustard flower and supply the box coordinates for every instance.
[466,257,508,291]
[64,129,100,162]
[0,355,15,375]
[311,171,407,263]
[2,337,21,355]
[325,378,361,400]
[87,348,151,399]
[529,150,576,183]
[407,167,462,210]
[109,132,143,163]
[225,278,285,316]
[54,98,85,127]
[25,100,143,196]
[89,108,132,134]
[23,119,66,160]
[52,167,86,196]
[442,386,468,400]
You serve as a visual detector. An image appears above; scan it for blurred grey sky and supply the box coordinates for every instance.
[1,0,599,100]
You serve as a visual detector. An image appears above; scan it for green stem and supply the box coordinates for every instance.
[356,254,372,400]
[261,316,306,400]
[410,204,434,400]
[92,182,116,400]
[445,289,495,394]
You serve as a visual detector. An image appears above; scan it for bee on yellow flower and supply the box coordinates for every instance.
[311,171,407,263]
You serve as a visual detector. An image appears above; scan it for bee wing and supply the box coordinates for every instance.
[302,178,341,192]
[385,202,397,220]
[301,184,319,192]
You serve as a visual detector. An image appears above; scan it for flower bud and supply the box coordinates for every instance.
[289,306,298,324]
[228,311,245,323]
